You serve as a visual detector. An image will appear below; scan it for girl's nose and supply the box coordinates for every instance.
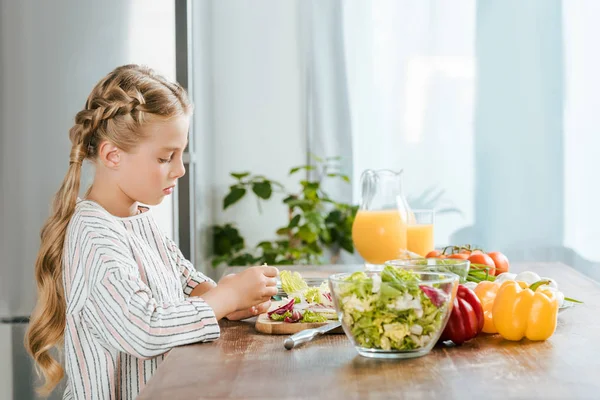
[170,157,186,179]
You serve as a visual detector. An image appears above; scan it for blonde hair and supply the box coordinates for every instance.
[25,64,192,396]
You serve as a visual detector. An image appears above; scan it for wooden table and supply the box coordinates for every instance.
[138,263,600,399]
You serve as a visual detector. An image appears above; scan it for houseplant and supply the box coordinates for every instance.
[211,155,358,267]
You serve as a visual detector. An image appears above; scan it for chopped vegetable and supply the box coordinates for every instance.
[268,298,295,319]
[280,270,308,297]
[301,310,328,323]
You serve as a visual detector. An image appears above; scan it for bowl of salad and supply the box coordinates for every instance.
[328,266,458,359]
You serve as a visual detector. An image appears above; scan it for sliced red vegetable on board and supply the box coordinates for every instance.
[284,310,303,323]
[268,298,295,318]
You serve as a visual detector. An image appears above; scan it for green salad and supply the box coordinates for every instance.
[335,266,450,351]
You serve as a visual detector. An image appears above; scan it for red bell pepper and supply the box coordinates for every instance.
[439,284,484,345]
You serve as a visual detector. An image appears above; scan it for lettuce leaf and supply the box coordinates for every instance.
[280,270,308,297]
[301,310,328,323]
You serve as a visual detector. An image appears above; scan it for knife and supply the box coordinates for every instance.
[283,321,341,350]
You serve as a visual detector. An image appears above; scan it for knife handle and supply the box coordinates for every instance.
[284,328,320,350]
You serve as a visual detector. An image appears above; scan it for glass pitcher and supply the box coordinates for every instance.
[351,169,413,267]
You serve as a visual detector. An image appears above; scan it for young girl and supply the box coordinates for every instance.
[24,64,279,399]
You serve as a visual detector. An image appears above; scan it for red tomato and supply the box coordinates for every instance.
[426,250,442,258]
[449,253,469,260]
[459,249,472,255]
[470,250,484,255]
[487,251,510,276]
[468,253,496,276]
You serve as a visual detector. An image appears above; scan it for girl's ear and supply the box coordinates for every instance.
[98,140,121,169]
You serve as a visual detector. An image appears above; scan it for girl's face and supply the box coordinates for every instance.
[117,115,190,206]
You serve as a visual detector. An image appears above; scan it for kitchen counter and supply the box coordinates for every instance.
[138,262,600,400]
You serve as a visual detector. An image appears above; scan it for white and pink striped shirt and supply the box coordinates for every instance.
[61,200,219,399]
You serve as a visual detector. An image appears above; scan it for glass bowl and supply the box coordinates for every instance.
[328,269,458,359]
[385,258,470,283]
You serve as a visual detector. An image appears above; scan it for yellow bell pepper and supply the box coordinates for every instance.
[492,280,559,341]
[474,281,500,334]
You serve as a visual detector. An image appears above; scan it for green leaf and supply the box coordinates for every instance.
[320,229,332,244]
[230,253,255,266]
[230,172,250,180]
[211,255,229,267]
[252,181,272,199]
[307,241,324,254]
[223,187,246,209]
[297,225,318,243]
[276,227,291,236]
[286,199,313,209]
[288,214,301,228]
[325,210,342,224]
[300,180,320,190]
[326,173,351,183]
[257,241,273,250]
[212,224,245,255]
[304,211,323,226]
[289,165,315,175]
[283,195,297,204]
[340,237,354,253]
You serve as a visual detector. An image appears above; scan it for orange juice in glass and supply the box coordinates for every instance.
[406,209,435,257]
[352,169,411,268]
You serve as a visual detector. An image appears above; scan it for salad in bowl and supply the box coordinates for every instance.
[328,266,459,359]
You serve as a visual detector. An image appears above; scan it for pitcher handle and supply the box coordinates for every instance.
[359,169,378,210]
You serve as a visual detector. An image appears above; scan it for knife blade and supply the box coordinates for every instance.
[283,321,341,350]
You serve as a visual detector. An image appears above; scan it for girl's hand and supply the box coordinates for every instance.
[200,265,279,319]
[225,299,272,321]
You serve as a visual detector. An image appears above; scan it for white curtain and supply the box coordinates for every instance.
[300,0,353,202]
[304,0,600,278]
[562,1,600,272]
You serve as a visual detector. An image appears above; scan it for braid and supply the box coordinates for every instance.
[70,76,152,161]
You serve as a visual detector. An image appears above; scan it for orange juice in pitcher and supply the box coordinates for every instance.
[352,210,407,264]
[351,169,412,268]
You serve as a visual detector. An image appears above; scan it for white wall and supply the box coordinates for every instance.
[127,0,177,238]
[200,0,306,261]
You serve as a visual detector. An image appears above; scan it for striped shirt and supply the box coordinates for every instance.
[62,200,220,399]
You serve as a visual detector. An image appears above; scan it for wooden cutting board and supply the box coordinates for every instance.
[254,313,343,335]
[256,270,343,335]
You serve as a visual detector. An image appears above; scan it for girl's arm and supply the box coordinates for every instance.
[190,274,272,320]
[163,236,216,298]
[189,281,216,297]
[164,234,272,319]
[81,240,232,360]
